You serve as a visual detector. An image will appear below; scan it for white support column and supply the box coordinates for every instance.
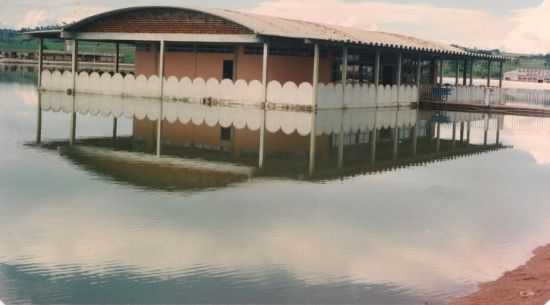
[156,40,165,157]
[259,42,269,169]
[396,52,403,105]
[374,50,381,107]
[486,60,492,87]
[498,60,504,88]
[309,44,320,175]
[114,42,120,74]
[469,59,474,86]
[455,60,460,86]
[415,55,422,104]
[71,40,78,93]
[438,59,444,85]
[341,46,348,108]
[37,38,44,89]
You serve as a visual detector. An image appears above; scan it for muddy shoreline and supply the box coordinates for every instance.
[449,244,550,305]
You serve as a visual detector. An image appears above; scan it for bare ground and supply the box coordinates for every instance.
[449,244,550,305]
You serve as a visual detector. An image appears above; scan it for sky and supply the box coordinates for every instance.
[1,0,549,54]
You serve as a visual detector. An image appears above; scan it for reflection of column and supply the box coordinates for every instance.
[36,92,42,144]
[496,116,501,146]
[70,96,76,146]
[412,125,418,156]
[436,121,441,153]
[309,113,317,176]
[460,121,465,142]
[484,115,489,146]
[337,111,345,169]
[467,121,471,144]
[452,121,457,149]
[393,127,399,161]
[370,128,377,166]
[112,117,118,141]
[156,40,165,157]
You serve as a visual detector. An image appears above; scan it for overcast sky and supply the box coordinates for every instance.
[1,0,549,54]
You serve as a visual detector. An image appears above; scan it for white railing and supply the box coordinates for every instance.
[421,85,504,105]
[501,88,550,107]
[41,70,419,109]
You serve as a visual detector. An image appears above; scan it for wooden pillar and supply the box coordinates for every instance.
[374,50,381,107]
[36,92,42,144]
[309,44,320,175]
[486,60,492,87]
[156,40,165,157]
[259,42,269,169]
[114,42,120,73]
[37,38,44,88]
[342,46,348,108]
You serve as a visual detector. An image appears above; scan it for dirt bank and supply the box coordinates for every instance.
[450,244,550,305]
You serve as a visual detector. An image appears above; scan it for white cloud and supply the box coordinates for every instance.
[16,5,110,28]
[248,0,550,54]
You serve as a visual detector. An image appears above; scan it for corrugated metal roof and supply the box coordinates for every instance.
[32,6,503,60]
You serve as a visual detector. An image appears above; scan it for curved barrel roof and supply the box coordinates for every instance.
[33,6,503,60]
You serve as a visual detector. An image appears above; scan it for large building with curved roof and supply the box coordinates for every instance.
[27,6,508,160]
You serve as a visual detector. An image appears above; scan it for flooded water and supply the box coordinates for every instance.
[2,70,550,305]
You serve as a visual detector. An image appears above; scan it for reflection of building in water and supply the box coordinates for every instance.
[34,92,506,189]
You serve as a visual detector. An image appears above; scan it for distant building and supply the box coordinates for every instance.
[505,68,550,83]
